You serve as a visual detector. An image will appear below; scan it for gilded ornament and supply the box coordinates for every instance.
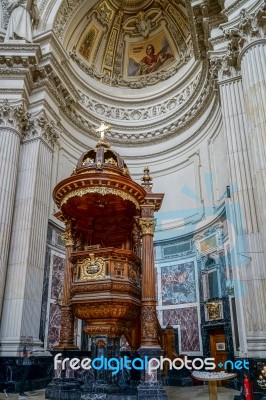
[105,157,117,166]
[139,218,156,235]
[206,301,222,321]
[78,255,105,280]
[82,157,94,165]
[60,186,140,209]
[61,230,74,246]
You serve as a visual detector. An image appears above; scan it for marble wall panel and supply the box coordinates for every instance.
[39,248,51,343]
[163,307,200,352]
[50,255,64,300]
[161,261,196,305]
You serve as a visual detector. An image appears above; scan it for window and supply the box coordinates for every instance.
[202,266,221,301]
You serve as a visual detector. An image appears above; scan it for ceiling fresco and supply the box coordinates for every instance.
[71,0,192,87]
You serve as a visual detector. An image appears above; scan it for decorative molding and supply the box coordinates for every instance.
[51,0,84,40]
[70,47,193,89]
[222,0,260,18]
[1,0,9,30]
[60,186,140,210]
[0,43,41,64]
[60,65,215,144]
[78,67,201,120]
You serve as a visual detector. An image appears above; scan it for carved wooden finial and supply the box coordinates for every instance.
[141,166,153,193]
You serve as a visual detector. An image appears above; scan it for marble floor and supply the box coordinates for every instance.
[0,386,240,400]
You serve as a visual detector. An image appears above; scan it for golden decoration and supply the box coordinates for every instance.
[206,301,222,321]
[60,186,140,209]
[105,157,117,166]
[78,255,105,280]
[139,218,156,235]
[61,230,74,246]
[82,157,94,165]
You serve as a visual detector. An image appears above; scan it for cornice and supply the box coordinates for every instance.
[222,0,261,18]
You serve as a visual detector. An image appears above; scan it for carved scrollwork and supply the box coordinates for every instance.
[59,306,75,343]
[142,306,158,339]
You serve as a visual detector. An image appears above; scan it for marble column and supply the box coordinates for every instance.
[0,101,24,318]
[223,2,266,356]
[0,110,58,356]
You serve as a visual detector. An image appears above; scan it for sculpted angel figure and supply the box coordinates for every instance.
[5,0,39,42]
[135,11,152,38]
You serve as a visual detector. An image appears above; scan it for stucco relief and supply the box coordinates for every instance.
[78,69,201,121]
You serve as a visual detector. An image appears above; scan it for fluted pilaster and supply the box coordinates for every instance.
[0,110,57,355]
[222,1,266,355]
[0,101,24,317]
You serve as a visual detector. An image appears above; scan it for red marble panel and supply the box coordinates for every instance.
[51,255,65,300]
[163,307,200,352]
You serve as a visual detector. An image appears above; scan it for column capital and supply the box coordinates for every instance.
[224,2,266,59]
[209,49,241,83]
[22,110,59,148]
[0,99,25,132]
[139,218,156,236]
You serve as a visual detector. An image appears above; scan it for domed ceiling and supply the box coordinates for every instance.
[48,0,224,145]
[69,0,192,88]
